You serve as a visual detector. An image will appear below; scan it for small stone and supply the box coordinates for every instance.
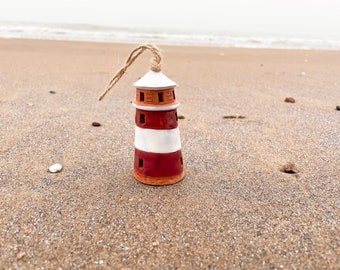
[284,97,295,103]
[49,90,56,94]
[48,163,63,173]
[223,115,246,119]
[178,115,185,120]
[17,252,26,260]
[336,106,340,111]
[301,72,306,76]
[281,162,299,174]
[92,122,101,127]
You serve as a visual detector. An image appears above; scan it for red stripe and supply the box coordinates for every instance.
[134,148,184,184]
[135,109,178,130]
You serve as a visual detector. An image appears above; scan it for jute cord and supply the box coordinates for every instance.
[98,44,162,101]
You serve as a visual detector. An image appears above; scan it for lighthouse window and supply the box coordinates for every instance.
[140,113,145,124]
[138,158,144,168]
[140,92,145,101]
[158,92,164,102]
[172,90,176,100]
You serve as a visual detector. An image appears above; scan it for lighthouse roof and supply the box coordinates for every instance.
[134,70,176,90]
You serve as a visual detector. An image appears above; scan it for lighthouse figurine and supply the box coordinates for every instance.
[133,70,184,185]
[99,44,184,185]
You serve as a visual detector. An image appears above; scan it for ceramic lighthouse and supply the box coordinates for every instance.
[99,44,184,185]
[133,68,184,185]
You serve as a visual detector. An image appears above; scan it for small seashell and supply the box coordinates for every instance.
[48,163,62,173]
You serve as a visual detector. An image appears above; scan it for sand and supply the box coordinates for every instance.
[0,38,339,269]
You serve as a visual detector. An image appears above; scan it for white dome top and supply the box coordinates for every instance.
[133,70,176,90]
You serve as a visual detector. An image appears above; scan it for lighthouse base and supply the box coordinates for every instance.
[133,148,184,185]
[134,170,185,185]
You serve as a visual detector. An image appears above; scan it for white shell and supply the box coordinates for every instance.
[48,163,62,173]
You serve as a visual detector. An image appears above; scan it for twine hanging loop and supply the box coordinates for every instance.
[98,44,162,101]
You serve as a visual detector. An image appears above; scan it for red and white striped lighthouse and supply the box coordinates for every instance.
[98,44,184,185]
[133,70,184,185]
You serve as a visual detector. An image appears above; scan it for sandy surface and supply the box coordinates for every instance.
[0,39,339,269]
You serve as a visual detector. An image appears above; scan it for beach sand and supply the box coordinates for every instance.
[0,38,339,269]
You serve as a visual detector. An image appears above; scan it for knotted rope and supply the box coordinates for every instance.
[98,44,162,101]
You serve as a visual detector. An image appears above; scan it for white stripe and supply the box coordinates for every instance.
[132,102,180,111]
[135,126,181,153]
